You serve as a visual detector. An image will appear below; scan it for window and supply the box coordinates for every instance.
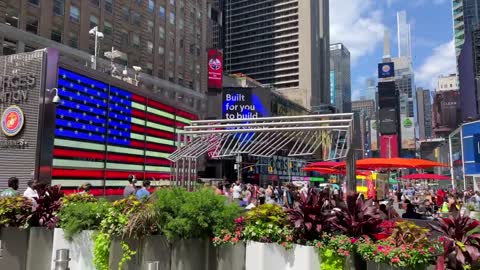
[169,12,175,24]
[179,19,184,29]
[196,47,201,56]
[28,0,39,6]
[159,6,166,18]
[147,20,154,33]
[189,44,194,54]
[3,39,17,55]
[170,0,175,5]
[69,32,78,48]
[179,39,184,48]
[178,55,183,65]
[51,29,62,42]
[26,17,39,34]
[53,0,65,16]
[70,5,80,23]
[90,15,99,29]
[120,30,129,45]
[122,7,129,21]
[5,8,18,27]
[132,33,140,48]
[169,51,174,63]
[158,46,165,55]
[104,21,113,35]
[168,71,174,82]
[195,64,200,74]
[159,26,165,39]
[148,0,155,12]
[132,12,141,26]
[105,0,113,13]
[147,41,153,53]
[90,0,99,6]
[146,63,153,75]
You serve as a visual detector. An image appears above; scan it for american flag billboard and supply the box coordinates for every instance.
[51,68,197,195]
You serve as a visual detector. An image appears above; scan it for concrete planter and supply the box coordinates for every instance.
[171,238,215,270]
[109,235,171,270]
[26,227,54,270]
[0,227,29,270]
[366,261,435,270]
[51,228,95,270]
[215,243,246,270]
[245,242,320,270]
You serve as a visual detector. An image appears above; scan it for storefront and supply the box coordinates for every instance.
[0,50,198,194]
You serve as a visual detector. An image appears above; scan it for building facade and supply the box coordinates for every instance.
[361,77,376,101]
[397,10,412,59]
[207,0,223,49]
[224,0,330,110]
[0,0,208,96]
[453,0,480,56]
[458,29,480,121]
[352,99,375,119]
[438,74,460,91]
[330,43,351,113]
[416,87,433,139]
[392,56,415,118]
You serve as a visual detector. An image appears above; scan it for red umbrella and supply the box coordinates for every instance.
[333,158,448,170]
[401,173,451,181]
[303,167,371,176]
[306,161,346,168]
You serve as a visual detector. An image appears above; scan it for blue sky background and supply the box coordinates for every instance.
[330,0,457,100]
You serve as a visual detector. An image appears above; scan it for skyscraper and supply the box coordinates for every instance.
[416,87,433,139]
[330,43,351,112]
[207,0,223,49]
[224,0,330,110]
[453,0,480,56]
[397,11,412,59]
[362,78,376,101]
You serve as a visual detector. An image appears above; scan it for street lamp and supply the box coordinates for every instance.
[47,88,61,105]
[89,26,104,70]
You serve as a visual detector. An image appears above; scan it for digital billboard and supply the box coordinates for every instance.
[378,81,397,108]
[379,108,398,135]
[432,90,460,134]
[207,49,223,89]
[400,116,415,149]
[380,135,399,158]
[370,120,378,151]
[378,62,395,78]
[222,88,269,119]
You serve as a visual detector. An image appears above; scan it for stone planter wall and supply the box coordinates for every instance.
[215,243,246,270]
[0,227,29,270]
[366,261,435,270]
[51,228,95,270]
[26,227,54,270]
[245,242,320,270]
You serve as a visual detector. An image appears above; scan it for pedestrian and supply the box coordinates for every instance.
[232,181,242,202]
[123,175,137,198]
[78,183,92,194]
[136,180,151,201]
[1,177,20,197]
[23,179,39,199]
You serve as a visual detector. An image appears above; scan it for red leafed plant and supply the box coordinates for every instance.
[285,188,334,243]
[429,215,480,270]
[328,194,382,238]
[29,184,64,229]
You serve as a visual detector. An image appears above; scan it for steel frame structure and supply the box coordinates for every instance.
[168,114,356,190]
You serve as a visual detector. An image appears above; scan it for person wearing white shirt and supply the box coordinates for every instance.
[232,181,242,200]
[23,180,38,199]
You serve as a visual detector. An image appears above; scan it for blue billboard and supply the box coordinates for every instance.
[463,120,480,175]
[378,62,395,78]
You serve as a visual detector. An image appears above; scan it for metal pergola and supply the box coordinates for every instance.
[168,113,358,191]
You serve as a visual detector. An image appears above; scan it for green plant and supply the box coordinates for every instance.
[61,193,97,206]
[388,220,431,247]
[319,248,345,270]
[356,237,440,268]
[466,203,477,212]
[28,185,64,229]
[153,188,242,241]
[118,241,136,270]
[314,234,354,270]
[0,196,32,228]
[93,196,142,270]
[244,203,287,227]
[57,200,109,239]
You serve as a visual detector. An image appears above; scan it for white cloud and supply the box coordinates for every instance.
[415,40,456,90]
[330,0,386,64]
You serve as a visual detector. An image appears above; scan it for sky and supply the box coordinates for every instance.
[330,0,457,100]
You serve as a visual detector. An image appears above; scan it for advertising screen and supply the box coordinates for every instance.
[400,116,415,149]
[378,62,395,78]
[379,108,398,135]
[52,68,198,193]
[370,120,379,151]
[207,49,223,89]
[222,88,269,119]
[432,90,460,132]
[380,135,399,158]
[378,81,397,108]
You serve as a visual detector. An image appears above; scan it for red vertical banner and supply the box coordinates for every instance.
[380,135,399,158]
[207,49,223,89]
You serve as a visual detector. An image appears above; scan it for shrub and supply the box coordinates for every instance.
[57,200,109,239]
[244,203,287,227]
[29,185,64,229]
[153,188,243,241]
[0,196,32,228]
[61,193,97,206]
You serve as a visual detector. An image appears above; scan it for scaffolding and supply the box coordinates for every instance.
[168,113,358,191]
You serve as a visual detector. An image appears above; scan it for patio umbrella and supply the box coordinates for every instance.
[401,173,451,181]
[305,161,346,168]
[333,158,448,170]
[303,167,371,177]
